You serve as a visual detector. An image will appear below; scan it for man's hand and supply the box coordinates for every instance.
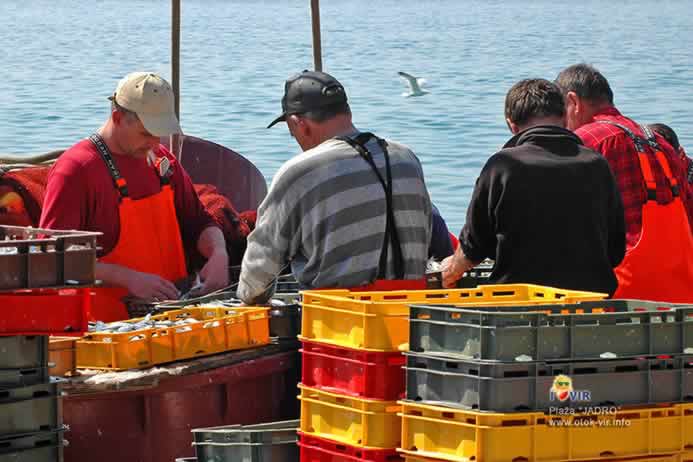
[123,271,180,301]
[199,249,229,294]
[442,246,475,288]
[96,262,180,301]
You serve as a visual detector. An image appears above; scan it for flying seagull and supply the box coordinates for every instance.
[398,71,429,97]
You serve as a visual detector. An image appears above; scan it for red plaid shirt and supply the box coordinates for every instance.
[576,107,693,249]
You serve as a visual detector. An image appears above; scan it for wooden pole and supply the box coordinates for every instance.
[310,0,323,71]
[171,0,182,159]
[172,0,181,118]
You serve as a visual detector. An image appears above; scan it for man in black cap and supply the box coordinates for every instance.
[238,70,432,304]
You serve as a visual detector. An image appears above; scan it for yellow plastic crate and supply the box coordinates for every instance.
[577,452,693,462]
[404,454,693,462]
[300,284,607,351]
[299,384,401,449]
[399,400,693,462]
[76,306,269,370]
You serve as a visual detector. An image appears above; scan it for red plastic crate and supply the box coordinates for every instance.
[300,340,405,401]
[298,433,403,462]
[0,287,91,335]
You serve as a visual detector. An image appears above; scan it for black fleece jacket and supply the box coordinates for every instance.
[459,125,626,295]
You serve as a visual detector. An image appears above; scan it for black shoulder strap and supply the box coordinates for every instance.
[89,134,129,198]
[335,133,405,279]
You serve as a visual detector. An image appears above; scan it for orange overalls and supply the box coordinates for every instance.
[89,134,188,321]
[602,123,693,303]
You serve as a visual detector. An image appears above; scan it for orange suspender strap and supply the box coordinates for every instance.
[597,121,659,200]
[641,125,680,196]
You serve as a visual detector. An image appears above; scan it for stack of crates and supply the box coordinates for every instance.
[0,336,64,461]
[296,284,608,461]
[297,287,406,461]
[399,298,693,462]
[0,225,100,462]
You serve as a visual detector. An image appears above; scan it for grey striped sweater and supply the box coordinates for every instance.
[237,134,432,304]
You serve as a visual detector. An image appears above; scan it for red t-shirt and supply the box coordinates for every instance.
[39,139,216,257]
[575,107,693,249]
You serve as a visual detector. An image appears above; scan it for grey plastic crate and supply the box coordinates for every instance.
[409,304,693,361]
[0,336,48,369]
[405,353,693,412]
[0,381,62,436]
[0,445,62,462]
[0,368,48,390]
[0,429,63,453]
[192,419,298,462]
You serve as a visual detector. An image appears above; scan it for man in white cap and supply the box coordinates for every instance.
[40,72,228,321]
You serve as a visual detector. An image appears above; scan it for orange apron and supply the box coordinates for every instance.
[605,124,693,302]
[89,134,188,321]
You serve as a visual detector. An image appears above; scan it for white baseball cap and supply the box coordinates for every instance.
[109,72,182,136]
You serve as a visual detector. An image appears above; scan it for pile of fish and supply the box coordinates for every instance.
[88,295,297,341]
[87,312,228,336]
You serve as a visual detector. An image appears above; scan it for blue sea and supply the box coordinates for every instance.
[1,0,691,231]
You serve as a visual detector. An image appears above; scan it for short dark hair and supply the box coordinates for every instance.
[555,63,614,105]
[300,102,351,123]
[504,78,566,126]
[648,123,680,151]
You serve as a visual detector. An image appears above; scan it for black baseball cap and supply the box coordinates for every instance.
[267,70,348,128]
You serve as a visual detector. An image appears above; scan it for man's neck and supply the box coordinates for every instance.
[97,121,133,158]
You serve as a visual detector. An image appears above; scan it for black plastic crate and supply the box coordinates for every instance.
[405,352,693,412]
[192,419,298,462]
[0,336,48,369]
[0,380,62,436]
[268,294,301,340]
[409,303,693,361]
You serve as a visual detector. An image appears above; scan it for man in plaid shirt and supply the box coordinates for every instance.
[556,64,693,302]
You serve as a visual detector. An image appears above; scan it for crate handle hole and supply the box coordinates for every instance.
[600,452,615,457]
[411,410,423,417]
[446,362,460,370]
[512,458,529,462]
[335,444,347,451]
[451,313,461,319]
[683,395,693,401]
[442,412,455,419]
[355,452,362,458]
[417,313,431,320]
[502,419,529,427]
[195,350,205,355]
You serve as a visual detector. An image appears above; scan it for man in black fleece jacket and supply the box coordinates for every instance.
[443,79,626,295]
